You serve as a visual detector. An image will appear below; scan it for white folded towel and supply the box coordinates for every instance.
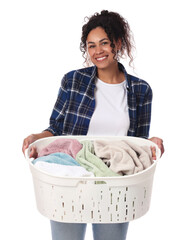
[34,161,94,177]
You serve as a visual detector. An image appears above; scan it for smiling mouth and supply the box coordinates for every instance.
[95,56,108,62]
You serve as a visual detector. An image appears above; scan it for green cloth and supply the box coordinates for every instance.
[76,140,119,177]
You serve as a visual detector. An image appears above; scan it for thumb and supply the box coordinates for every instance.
[22,141,29,155]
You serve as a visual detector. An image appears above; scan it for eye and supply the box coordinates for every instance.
[88,45,95,49]
[102,41,109,45]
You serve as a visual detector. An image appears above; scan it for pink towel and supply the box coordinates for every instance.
[38,138,83,159]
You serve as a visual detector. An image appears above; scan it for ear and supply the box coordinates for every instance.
[116,39,122,51]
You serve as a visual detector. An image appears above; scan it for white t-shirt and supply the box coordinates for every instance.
[87,78,130,136]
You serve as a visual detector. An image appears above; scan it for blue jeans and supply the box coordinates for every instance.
[50,221,129,240]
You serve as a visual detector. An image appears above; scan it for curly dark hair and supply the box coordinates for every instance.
[80,10,135,67]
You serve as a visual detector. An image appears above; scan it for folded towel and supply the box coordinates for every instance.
[126,141,153,168]
[76,140,119,177]
[93,140,153,175]
[32,152,80,166]
[38,138,83,158]
[34,161,94,177]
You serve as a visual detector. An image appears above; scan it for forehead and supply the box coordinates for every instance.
[87,27,109,42]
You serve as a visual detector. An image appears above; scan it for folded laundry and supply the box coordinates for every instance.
[126,141,153,168]
[32,152,80,166]
[37,138,82,158]
[34,161,94,177]
[93,140,153,175]
[76,140,119,177]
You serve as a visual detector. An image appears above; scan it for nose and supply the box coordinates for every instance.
[95,45,104,55]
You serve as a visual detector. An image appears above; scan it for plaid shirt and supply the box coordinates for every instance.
[45,63,152,138]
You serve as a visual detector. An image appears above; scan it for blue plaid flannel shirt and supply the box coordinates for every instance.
[45,63,152,138]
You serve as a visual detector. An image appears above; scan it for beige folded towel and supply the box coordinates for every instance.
[93,140,153,175]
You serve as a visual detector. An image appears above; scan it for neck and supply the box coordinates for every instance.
[97,62,125,84]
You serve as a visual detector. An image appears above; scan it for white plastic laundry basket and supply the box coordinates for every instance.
[26,136,160,223]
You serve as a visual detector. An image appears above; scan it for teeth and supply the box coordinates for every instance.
[96,56,107,61]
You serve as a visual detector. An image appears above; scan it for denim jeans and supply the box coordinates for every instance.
[50,221,129,240]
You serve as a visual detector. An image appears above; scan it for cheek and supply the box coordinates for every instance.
[103,45,114,55]
[87,49,96,60]
[88,49,93,55]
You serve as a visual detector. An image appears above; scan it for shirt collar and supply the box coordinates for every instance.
[91,62,131,91]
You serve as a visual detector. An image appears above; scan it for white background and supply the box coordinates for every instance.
[1,0,191,239]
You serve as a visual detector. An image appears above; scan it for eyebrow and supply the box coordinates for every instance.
[87,38,109,45]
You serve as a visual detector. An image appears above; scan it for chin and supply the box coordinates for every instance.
[95,61,116,70]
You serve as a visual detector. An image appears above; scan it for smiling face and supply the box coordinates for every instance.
[86,27,121,70]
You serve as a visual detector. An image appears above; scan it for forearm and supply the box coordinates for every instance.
[35,130,54,140]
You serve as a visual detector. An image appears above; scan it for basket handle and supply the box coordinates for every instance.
[25,148,35,163]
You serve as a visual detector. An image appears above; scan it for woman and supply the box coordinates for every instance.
[22,10,164,240]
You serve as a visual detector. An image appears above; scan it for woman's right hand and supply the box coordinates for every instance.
[22,131,54,158]
[22,134,39,158]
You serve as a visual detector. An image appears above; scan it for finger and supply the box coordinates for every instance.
[30,146,38,158]
[150,146,156,160]
[22,140,29,155]
[157,140,164,156]
[160,144,165,156]
[29,147,35,158]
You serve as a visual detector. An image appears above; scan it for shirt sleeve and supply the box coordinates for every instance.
[136,83,153,139]
[44,75,68,136]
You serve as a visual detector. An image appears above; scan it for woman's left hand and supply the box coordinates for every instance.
[149,137,165,158]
